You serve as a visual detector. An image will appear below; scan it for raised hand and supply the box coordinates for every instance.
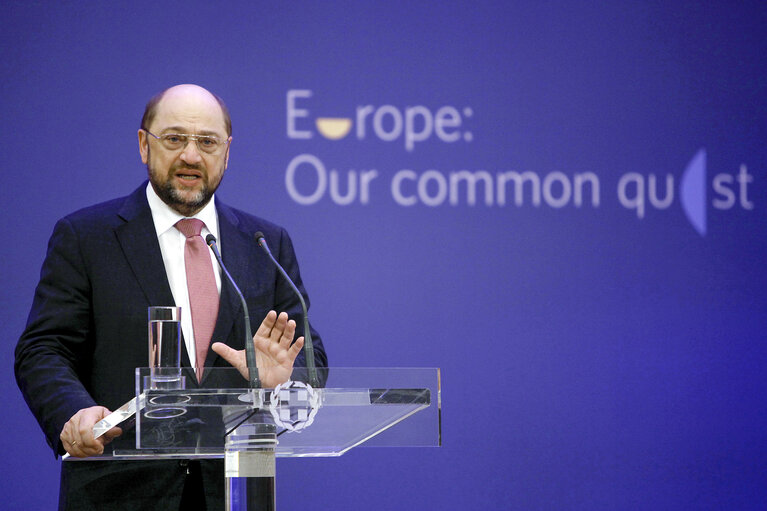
[212,310,305,388]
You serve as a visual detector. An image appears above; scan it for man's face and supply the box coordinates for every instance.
[138,86,231,216]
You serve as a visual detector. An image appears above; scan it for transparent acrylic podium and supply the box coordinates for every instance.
[67,367,441,510]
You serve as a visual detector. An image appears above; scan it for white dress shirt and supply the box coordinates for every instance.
[146,183,222,372]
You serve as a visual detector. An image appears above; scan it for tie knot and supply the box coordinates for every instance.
[176,218,205,238]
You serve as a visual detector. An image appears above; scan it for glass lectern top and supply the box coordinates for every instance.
[68,367,440,461]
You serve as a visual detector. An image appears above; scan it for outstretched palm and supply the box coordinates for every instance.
[212,310,304,388]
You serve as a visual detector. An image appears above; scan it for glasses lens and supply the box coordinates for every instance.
[161,134,186,150]
[197,136,221,153]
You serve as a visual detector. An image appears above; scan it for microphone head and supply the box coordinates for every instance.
[205,234,217,246]
[254,231,266,246]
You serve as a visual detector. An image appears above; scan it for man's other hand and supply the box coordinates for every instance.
[60,406,122,458]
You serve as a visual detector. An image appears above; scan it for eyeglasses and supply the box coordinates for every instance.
[143,130,229,154]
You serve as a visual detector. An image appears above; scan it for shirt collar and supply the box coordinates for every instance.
[145,182,219,240]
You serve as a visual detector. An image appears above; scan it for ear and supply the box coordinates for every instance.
[224,136,232,169]
[138,129,149,164]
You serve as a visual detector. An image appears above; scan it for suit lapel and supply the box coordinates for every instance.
[113,185,196,379]
[114,185,176,309]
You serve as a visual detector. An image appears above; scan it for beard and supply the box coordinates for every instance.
[147,161,223,217]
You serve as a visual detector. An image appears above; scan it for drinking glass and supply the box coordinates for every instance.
[148,306,182,389]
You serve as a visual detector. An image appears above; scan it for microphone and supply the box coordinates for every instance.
[206,234,261,389]
[254,231,320,388]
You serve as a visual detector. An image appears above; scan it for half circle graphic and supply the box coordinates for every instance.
[316,118,353,140]
[680,148,707,236]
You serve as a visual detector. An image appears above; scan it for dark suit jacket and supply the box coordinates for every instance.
[15,183,327,510]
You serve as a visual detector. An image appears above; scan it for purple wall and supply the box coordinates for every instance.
[3,2,766,509]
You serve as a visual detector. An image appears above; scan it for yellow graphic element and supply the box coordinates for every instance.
[315,117,352,140]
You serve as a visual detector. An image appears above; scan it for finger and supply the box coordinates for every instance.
[254,310,278,339]
[68,412,81,439]
[61,429,75,454]
[65,438,83,457]
[77,410,101,443]
[100,426,123,444]
[287,336,305,361]
[61,428,71,448]
[263,317,293,354]
[79,442,105,457]
[278,319,297,349]
[64,414,85,453]
[268,312,290,343]
[80,446,104,457]
[60,420,75,452]
[211,342,243,368]
[78,408,110,452]
[66,433,102,457]
[212,342,252,380]
[267,331,303,364]
[211,342,240,364]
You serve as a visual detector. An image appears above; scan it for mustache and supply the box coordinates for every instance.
[173,163,204,172]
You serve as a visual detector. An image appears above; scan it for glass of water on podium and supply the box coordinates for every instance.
[148,306,183,390]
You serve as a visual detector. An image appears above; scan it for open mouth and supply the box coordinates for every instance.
[174,169,203,182]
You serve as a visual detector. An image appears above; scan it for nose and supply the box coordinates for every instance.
[179,139,203,164]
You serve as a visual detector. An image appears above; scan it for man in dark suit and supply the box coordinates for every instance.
[14,84,327,510]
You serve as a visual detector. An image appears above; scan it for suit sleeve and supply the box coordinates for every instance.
[15,218,98,456]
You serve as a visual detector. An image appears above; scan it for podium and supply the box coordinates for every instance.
[66,367,441,510]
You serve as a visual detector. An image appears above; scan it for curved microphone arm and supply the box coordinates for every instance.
[206,234,261,389]
[255,232,319,388]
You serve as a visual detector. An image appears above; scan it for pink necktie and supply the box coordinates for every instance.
[175,218,219,382]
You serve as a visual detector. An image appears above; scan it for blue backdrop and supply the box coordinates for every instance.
[2,2,766,509]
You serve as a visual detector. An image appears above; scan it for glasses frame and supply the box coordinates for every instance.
[142,129,230,155]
